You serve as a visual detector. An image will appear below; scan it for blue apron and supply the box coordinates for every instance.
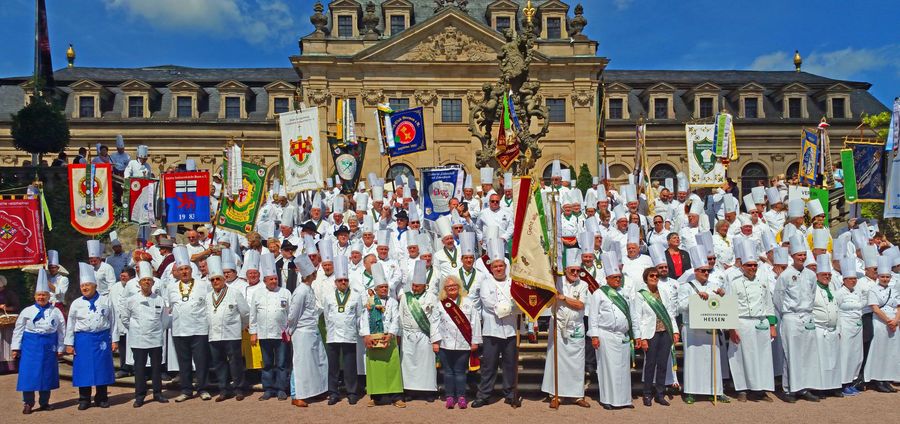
[72,330,115,387]
[16,332,60,392]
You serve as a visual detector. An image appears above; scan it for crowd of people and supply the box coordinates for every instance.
[5,155,899,415]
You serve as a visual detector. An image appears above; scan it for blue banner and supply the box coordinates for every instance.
[420,167,463,221]
[885,150,900,218]
[799,130,819,186]
[849,141,886,202]
[388,107,426,157]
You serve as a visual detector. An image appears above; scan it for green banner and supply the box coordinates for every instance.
[841,149,858,203]
[809,187,830,227]
[216,160,268,234]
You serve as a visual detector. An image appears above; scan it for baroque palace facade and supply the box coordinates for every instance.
[0,0,889,194]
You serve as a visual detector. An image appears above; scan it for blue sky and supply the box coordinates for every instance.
[1,0,897,106]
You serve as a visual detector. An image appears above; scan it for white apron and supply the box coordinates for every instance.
[292,327,328,399]
[595,328,632,407]
[838,313,863,384]
[727,317,774,392]
[400,331,437,391]
[681,326,724,396]
[779,312,818,392]
[814,325,841,389]
[864,307,900,382]
[541,319,586,398]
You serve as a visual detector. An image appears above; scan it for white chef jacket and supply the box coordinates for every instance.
[321,287,369,344]
[12,304,66,351]
[166,278,211,337]
[64,294,118,345]
[207,286,250,342]
[248,286,292,340]
[121,292,168,349]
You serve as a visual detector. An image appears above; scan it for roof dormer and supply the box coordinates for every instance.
[486,0,519,35]
[537,0,569,40]
[118,79,157,119]
[687,82,721,118]
[778,82,809,119]
[329,0,362,38]
[264,80,298,119]
[69,79,110,119]
[816,83,853,120]
[167,79,204,119]
[382,0,413,37]
[216,80,250,119]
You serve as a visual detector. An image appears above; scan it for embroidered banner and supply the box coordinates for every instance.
[67,163,114,235]
[387,107,427,157]
[217,160,268,234]
[163,171,211,224]
[126,177,157,225]
[420,166,463,221]
[0,197,46,269]
[509,177,556,321]
[329,137,368,195]
[799,129,820,186]
[279,108,324,194]
[686,124,726,187]
[847,141,886,203]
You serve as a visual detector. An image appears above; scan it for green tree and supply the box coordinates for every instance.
[576,163,593,195]
[11,97,70,157]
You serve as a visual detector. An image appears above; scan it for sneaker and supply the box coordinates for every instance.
[445,397,455,409]
[367,399,376,407]
[457,397,467,409]
[683,394,695,404]
[842,387,858,396]
[173,393,191,403]
[716,395,731,403]
[393,400,407,408]
[199,391,212,401]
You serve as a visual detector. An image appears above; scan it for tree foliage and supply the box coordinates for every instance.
[861,111,891,140]
[10,98,70,155]
[576,163,593,195]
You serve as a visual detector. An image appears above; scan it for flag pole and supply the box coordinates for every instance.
[549,190,560,410]
[712,328,718,405]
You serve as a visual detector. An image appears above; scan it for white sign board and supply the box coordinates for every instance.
[788,185,811,202]
[688,294,738,330]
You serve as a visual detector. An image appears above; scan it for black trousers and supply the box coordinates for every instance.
[642,331,673,395]
[584,316,597,373]
[172,335,209,395]
[118,334,132,372]
[132,347,163,398]
[477,336,517,401]
[210,340,245,394]
[78,386,108,403]
[22,391,50,406]
[858,313,874,383]
[326,342,358,398]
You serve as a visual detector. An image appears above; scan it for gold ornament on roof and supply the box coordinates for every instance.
[66,44,75,68]
[524,1,536,24]
[793,50,802,72]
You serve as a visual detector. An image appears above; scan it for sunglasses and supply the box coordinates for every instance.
[490,200,500,203]
[744,263,758,268]
[648,274,659,279]
[695,269,710,273]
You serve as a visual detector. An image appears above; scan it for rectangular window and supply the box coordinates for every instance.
[743,97,758,118]
[441,98,462,122]
[546,17,562,39]
[389,97,409,111]
[176,96,192,118]
[78,96,95,118]
[128,96,144,118]
[832,98,845,118]
[788,97,802,118]
[337,15,353,37]
[699,97,714,118]
[608,98,623,119]
[496,16,511,34]
[653,98,668,120]
[547,98,566,122]
[224,96,242,119]
[273,97,290,114]
[390,15,405,35]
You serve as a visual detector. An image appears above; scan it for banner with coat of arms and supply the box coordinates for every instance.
[329,137,367,195]
[126,177,157,225]
[279,108,324,194]
[799,129,820,186]
[509,177,556,322]
[67,163,115,235]
[0,197,46,269]
[420,166,464,221]
[847,140,886,203]
[217,160,268,234]
[163,171,210,225]
[386,107,426,157]
[685,124,726,187]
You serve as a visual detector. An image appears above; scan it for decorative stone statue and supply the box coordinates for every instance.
[310,1,327,35]
[362,2,380,37]
[570,4,588,38]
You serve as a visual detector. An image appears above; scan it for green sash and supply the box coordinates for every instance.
[459,268,476,292]
[405,292,430,337]
[638,288,678,369]
[599,286,634,341]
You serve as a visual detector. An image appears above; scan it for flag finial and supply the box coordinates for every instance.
[66,44,75,68]
[793,50,802,72]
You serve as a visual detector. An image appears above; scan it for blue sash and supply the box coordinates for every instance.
[16,332,60,392]
[72,330,115,387]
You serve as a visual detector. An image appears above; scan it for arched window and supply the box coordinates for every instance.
[741,162,768,197]
[608,164,631,185]
[386,163,415,187]
[541,162,574,185]
[785,162,799,181]
[650,163,677,186]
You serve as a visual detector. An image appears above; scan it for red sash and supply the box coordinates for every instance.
[441,298,481,371]
[579,268,600,294]
[561,236,577,246]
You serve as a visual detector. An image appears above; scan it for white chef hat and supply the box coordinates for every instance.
[376,230,391,247]
[861,246,879,269]
[766,187,782,205]
[585,216,600,234]
[480,167,494,184]
[806,200,824,217]
[832,234,848,260]
[663,178,674,192]
[259,252,277,278]
[325,177,333,188]
[811,229,829,250]
[851,228,869,249]
[207,255,224,279]
[296,255,316,278]
[460,232,477,256]
[35,268,50,293]
[463,174,473,189]
[578,231,594,252]
[372,185,384,202]
[877,256,892,275]
[751,186,766,205]
[48,250,59,266]
[760,229,776,253]
[372,262,388,287]
[676,172,689,193]
[411,259,428,285]
[723,194,738,214]
[486,235,505,263]
[418,233,434,255]
[405,229,420,247]
[597,186,608,201]
[816,254,832,274]
[689,245,709,268]
[696,232,714,255]
[303,236,318,255]
[221,249,237,271]
[86,239,102,258]
[137,261,154,281]
[840,257,860,279]
[613,205,628,222]
[349,239,363,254]
[173,246,191,267]
[241,250,260,276]
[185,159,197,171]
[560,168,571,181]
[773,246,790,266]
[435,215,453,238]
[78,262,97,284]
[281,206,296,228]
[503,173,513,191]
[333,255,349,279]
[593,176,601,186]
[787,199,805,218]
[565,248,581,269]
[649,244,666,267]
[620,184,636,204]
[408,202,421,222]
[788,234,807,255]
[137,145,149,158]
[737,239,758,264]
[626,223,641,245]
[737,213,752,227]
[361,214,376,233]
[584,190,598,209]
[115,134,125,149]
[742,194,756,213]
[600,252,622,276]
[355,193,370,212]
[333,196,345,214]
[319,238,334,263]
[688,200,704,216]
[551,160,561,178]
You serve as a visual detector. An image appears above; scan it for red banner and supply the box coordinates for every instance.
[127,177,157,224]
[509,176,556,321]
[68,163,115,235]
[0,197,46,269]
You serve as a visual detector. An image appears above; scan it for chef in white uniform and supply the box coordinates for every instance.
[121,262,169,407]
[286,255,328,407]
[863,257,900,392]
[206,256,250,401]
[835,256,865,396]
[248,252,291,401]
[167,246,212,402]
[322,256,367,405]
[398,260,443,399]
[589,252,635,410]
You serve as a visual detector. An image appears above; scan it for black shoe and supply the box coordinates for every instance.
[601,403,613,410]
[259,392,273,401]
[875,382,894,393]
[642,395,652,407]
[23,404,33,415]
[471,398,488,408]
[783,394,797,403]
[504,396,522,408]
[78,402,90,411]
[154,395,169,403]
[277,391,288,401]
[133,398,145,408]
[96,401,110,408]
[799,391,819,402]
[833,389,844,398]
[327,396,339,405]
[655,395,670,406]
[348,396,359,405]
[884,383,898,393]
[115,370,131,378]
[38,404,53,411]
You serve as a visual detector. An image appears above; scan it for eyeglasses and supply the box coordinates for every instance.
[490,200,500,203]
[695,269,710,274]
[647,274,659,279]
[744,263,758,268]
[654,220,663,224]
